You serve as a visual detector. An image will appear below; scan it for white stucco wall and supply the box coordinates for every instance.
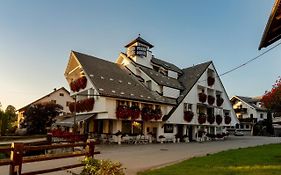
[168,70,178,79]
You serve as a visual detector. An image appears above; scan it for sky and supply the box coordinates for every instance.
[0,0,280,110]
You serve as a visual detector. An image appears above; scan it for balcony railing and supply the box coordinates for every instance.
[239,118,257,123]
[234,108,247,114]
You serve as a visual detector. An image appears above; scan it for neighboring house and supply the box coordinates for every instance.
[61,36,238,142]
[17,87,74,128]
[230,96,268,135]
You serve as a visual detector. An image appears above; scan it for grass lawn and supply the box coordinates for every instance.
[138,144,281,175]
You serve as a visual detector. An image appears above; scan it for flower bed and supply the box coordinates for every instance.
[184,111,194,122]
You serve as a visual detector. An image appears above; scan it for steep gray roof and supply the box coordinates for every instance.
[125,36,154,48]
[73,51,176,105]
[162,61,212,121]
[235,96,267,112]
[151,57,183,74]
[138,65,184,90]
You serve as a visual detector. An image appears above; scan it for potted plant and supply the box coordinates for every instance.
[158,135,165,144]
[183,135,189,143]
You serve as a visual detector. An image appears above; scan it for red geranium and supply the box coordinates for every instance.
[216,115,222,125]
[184,111,194,122]
[207,76,215,86]
[198,113,206,124]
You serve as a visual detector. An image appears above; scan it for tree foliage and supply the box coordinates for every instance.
[0,104,17,135]
[261,77,281,112]
[21,102,62,135]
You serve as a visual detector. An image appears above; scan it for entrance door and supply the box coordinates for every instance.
[177,125,184,142]
[188,125,193,141]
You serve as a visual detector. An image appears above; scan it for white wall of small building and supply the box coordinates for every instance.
[168,70,178,79]
[163,86,180,99]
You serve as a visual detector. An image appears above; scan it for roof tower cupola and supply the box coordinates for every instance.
[125,35,154,67]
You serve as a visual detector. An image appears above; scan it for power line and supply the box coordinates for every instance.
[219,41,281,77]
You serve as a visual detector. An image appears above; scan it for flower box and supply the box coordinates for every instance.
[184,111,194,122]
[70,76,87,92]
[216,97,224,107]
[224,115,231,124]
[198,92,207,103]
[216,115,222,125]
[207,76,215,86]
[207,95,215,105]
[198,113,206,124]
[207,114,215,124]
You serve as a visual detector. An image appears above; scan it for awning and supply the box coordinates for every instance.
[54,113,96,127]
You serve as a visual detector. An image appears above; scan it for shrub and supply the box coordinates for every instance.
[78,157,125,175]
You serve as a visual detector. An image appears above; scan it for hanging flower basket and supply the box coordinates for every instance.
[69,76,87,92]
[130,105,140,120]
[216,115,222,125]
[208,95,215,105]
[216,97,224,107]
[225,115,231,124]
[198,92,207,103]
[207,115,215,124]
[69,102,75,113]
[116,105,130,119]
[198,113,206,124]
[207,76,215,86]
[68,98,95,113]
[184,111,194,122]
[153,108,162,120]
[141,107,153,121]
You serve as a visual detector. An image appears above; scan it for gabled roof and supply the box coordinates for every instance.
[72,51,176,105]
[125,36,154,48]
[17,87,70,111]
[151,57,183,74]
[162,61,212,121]
[232,96,268,112]
[138,65,184,90]
[259,0,281,50]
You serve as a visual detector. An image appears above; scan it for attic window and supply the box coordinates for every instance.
[140,95,144,97]
[99,88,104,91]
[112,90,116,93]
[147,96,151,99]
[130,94,134,96]
[90,74,94,77]
[119,80,123,83]
[128,82,132,85]
[120,92,125,95]
[110,78,114,81]
[101,76,104,79]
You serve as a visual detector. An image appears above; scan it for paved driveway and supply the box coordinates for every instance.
[0,136,280,175]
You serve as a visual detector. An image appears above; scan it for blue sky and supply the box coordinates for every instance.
[0,0,279,109]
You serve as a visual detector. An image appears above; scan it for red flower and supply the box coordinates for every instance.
[130,105,140,120]
[224,115,231,124]
[207,115,215,124]
[184,111,194,122]
[141,107,153,121]
[198,113,206,124]
[216,115,222,125]
[198,92,207,103]
[207,77,215,86]
[116,105,130,119]
[216,97,224,107]
[69,76,87,92]
[208,95,215,105]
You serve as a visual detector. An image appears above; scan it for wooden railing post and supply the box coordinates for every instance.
[86,140,95,158]
[9,142,24,175]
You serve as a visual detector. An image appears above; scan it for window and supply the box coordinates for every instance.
[246,125,249,129]
[164,124,174,133]
[146,80,152,90]
[59,93,64,97]
[260,113,264,119]
[250,114,254,118]
[66,101,71,106]
[183,103,187,112]
[240,124,244,129]
[188,104,192,111]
